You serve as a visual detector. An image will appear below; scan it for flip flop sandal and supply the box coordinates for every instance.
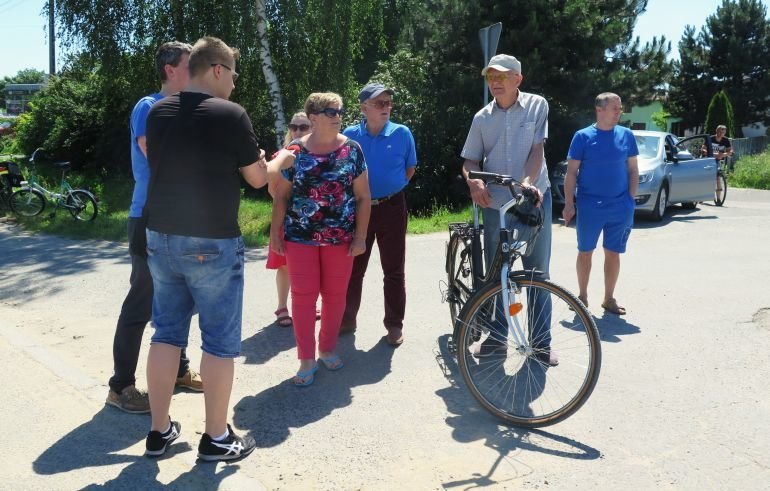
[319,354,344,371]
[274,307,293,327]
[601,298,627,315]
[293,364,318,387]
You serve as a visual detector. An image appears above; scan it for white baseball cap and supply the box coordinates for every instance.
[481,54,522,75]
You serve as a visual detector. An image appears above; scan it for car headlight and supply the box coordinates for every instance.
[638,172,654,184]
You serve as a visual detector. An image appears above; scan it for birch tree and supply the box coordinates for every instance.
[255,0,286,147]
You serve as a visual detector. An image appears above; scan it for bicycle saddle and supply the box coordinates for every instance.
[54,161,71,170]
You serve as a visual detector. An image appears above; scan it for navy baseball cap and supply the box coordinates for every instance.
[358,83,394,103]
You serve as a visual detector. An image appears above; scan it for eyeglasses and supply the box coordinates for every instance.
[314,107,346,117]
[367,99,393,109]
[211,63,239,82]
[288,123,311,132]
[485,72,509,83]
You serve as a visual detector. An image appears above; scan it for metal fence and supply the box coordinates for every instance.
[732,136,768,160]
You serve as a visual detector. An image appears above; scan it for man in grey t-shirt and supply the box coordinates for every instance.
[460,54,556,366]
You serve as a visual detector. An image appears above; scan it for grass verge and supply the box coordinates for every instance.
[731,149,770,190]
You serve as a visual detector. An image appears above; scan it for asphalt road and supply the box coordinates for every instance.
[1,188,769,490]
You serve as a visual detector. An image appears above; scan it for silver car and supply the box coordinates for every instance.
[550,130,717,221]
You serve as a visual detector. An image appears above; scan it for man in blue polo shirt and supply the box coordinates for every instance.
[341,83,417,346]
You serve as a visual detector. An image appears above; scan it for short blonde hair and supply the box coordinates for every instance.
[304,92,343,116]
[284,111,309,146]
[188,36,240,78]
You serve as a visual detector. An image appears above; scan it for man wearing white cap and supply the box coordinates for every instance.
[460,54,557,366]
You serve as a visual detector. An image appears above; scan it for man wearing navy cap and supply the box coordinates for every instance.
[341,83,417,346]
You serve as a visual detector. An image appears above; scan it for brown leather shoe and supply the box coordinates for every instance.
[176,369,204,392]
[386,328,404,346]
[106,385,150,414]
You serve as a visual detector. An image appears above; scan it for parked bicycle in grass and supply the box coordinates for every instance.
[442,170,601,428]
[9,148,98,221]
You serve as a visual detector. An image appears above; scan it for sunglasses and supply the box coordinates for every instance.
[211,63,239,82]
[367,99,393,109]
[485,72,509,83]
[288,123,311,132]
[315,107,346,117]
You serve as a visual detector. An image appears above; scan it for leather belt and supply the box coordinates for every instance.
[371,191,401,206]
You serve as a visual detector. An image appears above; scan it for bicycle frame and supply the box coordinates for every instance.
[466,172,545,352]
[20,151,77,211]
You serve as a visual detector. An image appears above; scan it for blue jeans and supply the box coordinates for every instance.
[481,190,553,349]
[146,230,245,358]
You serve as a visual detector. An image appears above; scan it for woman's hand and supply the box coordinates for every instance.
[348,237,366,257]
[271,231,285,256]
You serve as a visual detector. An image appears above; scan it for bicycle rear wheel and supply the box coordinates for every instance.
[10,188,46,216]
[456,277,601,427]
[66,190,98,221]
[714,172,727,207]
[446,232,474,331]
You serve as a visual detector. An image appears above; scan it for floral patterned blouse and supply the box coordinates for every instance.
[281,138,367,246]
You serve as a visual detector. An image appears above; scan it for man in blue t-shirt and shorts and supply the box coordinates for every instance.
[563,92,639,316]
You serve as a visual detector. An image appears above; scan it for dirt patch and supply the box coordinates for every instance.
[752,308,770,330]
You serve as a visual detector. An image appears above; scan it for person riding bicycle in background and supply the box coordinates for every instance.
[711,124,734,170]
[460,53,557,366]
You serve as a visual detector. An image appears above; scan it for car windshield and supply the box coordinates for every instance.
[635,135,660,159]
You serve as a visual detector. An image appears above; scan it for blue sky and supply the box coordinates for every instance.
[1,0,769,79]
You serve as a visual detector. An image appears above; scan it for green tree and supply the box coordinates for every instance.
[669,0,770,136]
[704,89,736,136]
[651,109,672,131]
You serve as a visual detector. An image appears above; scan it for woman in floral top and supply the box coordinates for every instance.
[267,92,371,387]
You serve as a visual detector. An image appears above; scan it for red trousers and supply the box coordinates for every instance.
[285,241,353,360]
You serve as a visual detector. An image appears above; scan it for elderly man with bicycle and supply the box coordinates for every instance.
[460,53,557,366]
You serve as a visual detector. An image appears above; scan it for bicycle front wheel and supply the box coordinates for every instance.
[66,190,98,221]
[456,277,601,427]
[10,188,46,216]
[714,172,727,207]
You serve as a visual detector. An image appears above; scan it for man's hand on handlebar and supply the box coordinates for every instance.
[467,178,492,208]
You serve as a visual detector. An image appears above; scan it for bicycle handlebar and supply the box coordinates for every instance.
[467,170,540,204]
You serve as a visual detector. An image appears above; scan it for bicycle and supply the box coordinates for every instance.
[9,148,98,221]
[442,171,600,427]
[714,158,727,207]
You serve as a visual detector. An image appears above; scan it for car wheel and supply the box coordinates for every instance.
[650,185,668,222]
[681,202,697,210]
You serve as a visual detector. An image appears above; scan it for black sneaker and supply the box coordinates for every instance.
[145,420,181,457]
[197,424,256,462]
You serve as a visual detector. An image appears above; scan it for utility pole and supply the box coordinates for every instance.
[48,0,56,75]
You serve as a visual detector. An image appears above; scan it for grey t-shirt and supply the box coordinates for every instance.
[461,91,549,209]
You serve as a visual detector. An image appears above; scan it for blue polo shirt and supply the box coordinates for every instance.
[343,119,417,199]
[128,93,163,217]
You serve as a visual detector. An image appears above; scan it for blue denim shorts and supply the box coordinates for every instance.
[146,230,245,358]
[576,195,634,253]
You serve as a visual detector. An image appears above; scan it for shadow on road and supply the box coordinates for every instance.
[633,206,717,229]
[594,312,641,342]
[240,322,296,365]
[33,406,243,489]
[432,334,600,489]
[0,224,128,305]
[33,406,153,475]
[233,333,394,448]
